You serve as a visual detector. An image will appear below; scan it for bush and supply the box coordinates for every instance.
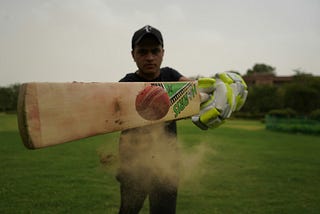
[233,111,266,119]
[267,108,297,118]
[265,115,320,135]
[310,109,320,121]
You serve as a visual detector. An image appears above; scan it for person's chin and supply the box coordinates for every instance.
[143,67,157,74]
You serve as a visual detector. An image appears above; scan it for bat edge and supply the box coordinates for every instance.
[17,83,36,149]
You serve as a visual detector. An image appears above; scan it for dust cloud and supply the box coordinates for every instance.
[178,142,215,186]
[98,123,215,188]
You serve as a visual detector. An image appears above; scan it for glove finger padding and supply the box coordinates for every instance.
[192,72,248,130]
[217,72,247,113]
[192,78,217,130]
[234,83,248,111]
[192,78,227,130]
[197,78,215,94]
[214,79,234,118]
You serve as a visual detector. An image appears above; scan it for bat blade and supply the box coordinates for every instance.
[17,81,200,149]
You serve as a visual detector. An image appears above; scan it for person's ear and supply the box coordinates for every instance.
[131,50,135,61]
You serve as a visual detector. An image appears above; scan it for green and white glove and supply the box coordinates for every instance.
[192,72,248,130]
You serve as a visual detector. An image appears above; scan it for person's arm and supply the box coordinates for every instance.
[179,76,191,81]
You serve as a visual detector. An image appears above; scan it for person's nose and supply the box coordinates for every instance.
[145,51,155,61]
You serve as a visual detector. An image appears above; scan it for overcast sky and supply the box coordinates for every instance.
[1,0,319,85]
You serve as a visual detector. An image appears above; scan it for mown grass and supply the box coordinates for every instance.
[1,114,320,213]
[177,120,320,213]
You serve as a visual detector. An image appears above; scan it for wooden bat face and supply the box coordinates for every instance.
[18,81,200,149]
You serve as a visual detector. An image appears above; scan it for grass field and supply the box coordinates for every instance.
[1,113,320,213]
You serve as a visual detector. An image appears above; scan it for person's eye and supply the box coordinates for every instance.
[138,49,148,55]
[151,48,161,55]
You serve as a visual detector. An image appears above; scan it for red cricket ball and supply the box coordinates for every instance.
[135,85,170,120]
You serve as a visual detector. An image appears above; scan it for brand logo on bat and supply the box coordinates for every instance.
[151,82,198,118]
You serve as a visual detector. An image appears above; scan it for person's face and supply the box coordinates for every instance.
[131,36,164,79]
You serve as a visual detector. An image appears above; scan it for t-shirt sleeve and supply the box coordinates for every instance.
[119,73,141,82]
[162,67,183,81]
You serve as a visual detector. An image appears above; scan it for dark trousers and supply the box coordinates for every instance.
[117,172,178,214]
[117,124,179,214]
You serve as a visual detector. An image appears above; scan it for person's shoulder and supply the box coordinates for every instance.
[160,67,183,81]
[119,72,141,82]
[161,66,178,73]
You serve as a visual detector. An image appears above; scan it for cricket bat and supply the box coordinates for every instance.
[17,81,200,149]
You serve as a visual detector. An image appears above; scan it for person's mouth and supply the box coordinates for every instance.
[145,64,156,69]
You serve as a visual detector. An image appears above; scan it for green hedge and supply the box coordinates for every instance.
[310,109,320,120]
[265,115,320,135]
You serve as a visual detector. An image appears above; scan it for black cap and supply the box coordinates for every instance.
[131,25,163,49]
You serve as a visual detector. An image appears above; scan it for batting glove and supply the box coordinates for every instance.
[192,72,248,130]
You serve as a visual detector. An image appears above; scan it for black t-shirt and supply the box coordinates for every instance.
[119,67,182,82]
[119,67,183,135]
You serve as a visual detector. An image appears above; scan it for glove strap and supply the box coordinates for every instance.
[191,115,209,130]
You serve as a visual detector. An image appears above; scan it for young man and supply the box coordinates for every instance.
[117,25,247,214]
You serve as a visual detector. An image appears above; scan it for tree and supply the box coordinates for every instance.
[0,84,20,112]
[292,68,312,77]
[284,84,318,115]
[241,85,283,114]
[246,63,276,76]
[283,76,320,115]
[0,87,12,112]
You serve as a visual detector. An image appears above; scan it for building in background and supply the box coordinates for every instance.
[243,73,293,87]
